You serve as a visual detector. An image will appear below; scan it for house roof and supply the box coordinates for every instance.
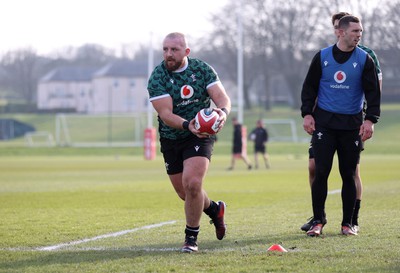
[93,60,148,78]
[39,60,148,84]
[40,66,98,83]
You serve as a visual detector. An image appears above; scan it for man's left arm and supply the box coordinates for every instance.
[360,56,381,141]
[362,55,381,124]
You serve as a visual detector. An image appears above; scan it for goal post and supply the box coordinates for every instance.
[55,113,147,147]
[262,119,299,142]
[25,131,55,147]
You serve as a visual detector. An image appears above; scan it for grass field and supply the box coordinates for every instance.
[1,105,400,272]
[0,153,399,272]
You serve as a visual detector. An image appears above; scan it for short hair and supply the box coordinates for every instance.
[331,11,350,26]
[164,32,188,48]
[338,15,361,29]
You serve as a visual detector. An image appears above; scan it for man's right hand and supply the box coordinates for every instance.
[303,115,315,135]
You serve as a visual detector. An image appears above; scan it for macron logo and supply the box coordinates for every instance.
[194,145,200,152]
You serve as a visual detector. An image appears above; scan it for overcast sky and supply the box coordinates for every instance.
[1,0,228,56]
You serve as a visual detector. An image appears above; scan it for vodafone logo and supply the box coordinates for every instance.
[334,71,346,84]
[181,85,194,99]
[177,85,199,107]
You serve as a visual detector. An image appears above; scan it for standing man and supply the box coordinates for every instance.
[301,15,381,237]
[227,117,252,170]
[147,32,231,252]
[249,119,270,169]
[300,11,383,233]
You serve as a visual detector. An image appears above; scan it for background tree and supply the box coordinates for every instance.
[1,48,40,103]
[1,0,399,111]
[0,44,117,105]
[197,0,400,110]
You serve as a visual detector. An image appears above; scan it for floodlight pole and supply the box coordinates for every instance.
[108,84,113,145]
[237,0,244,124]
[108,81,118,146]
[144,32,157,160]
[147,32,154,128]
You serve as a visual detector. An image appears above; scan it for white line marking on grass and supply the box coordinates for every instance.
[328,189,341,195]
[71,247,237,252]
[68,247,180,252]
[36,220,176,251]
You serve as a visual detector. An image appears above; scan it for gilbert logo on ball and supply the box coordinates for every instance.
[195,108,220,135]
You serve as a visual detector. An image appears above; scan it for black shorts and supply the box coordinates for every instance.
[233,144,242,154]
[311,126,363,166]
[255,145,266,153]
[308,139,364,162]
[160,135,214,175]
[308,142,314,159]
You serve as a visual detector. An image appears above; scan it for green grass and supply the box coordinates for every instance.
[2,103,400,151]
[0,154,399,273]
[1,105,400,272]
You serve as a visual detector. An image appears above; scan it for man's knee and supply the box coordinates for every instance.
[184,178,203,196]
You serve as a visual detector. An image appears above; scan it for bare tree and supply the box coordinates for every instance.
[1,48,40,103]
[201,0,332,109]
[198,0,400,109]
[254,0,332,108]
[2,0,399,110]
[196,1,274,109]
[0,44,119,107]
[49,44,117,66]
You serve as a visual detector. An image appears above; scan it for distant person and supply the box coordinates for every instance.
[147,32,231,253]
[301,15,381,237]
[249,119,270,169]
[227,117,252,170]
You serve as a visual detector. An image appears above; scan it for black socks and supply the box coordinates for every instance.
[353,199,361,225]
[185,225,200,238]
[203,200,218,218]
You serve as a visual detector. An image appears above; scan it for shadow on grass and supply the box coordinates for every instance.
[2,232,398,272]
[0,236,284,271]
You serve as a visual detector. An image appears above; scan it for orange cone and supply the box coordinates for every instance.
[267,244,288,252]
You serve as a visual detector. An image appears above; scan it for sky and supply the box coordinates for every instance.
[1,0,228,56]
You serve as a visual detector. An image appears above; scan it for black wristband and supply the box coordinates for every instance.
[365,115,378,124]
[182,120,189,130]
[221,107,229,115]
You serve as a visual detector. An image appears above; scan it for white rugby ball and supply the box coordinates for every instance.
[194,108,220,135]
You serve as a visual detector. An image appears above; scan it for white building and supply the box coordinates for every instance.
[37,61,149,113]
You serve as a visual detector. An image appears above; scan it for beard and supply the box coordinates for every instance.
[165,58,183,71]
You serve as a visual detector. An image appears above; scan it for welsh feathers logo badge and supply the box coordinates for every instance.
[181,85,194,99]
[334,71,346,84]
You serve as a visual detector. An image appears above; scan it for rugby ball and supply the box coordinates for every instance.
[194,108,220,135]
